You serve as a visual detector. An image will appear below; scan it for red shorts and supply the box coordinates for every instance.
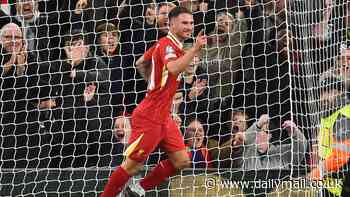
[125,115,186,162]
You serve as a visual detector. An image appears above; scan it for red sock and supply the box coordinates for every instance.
[139,159,177,191]
[101,166,131,197]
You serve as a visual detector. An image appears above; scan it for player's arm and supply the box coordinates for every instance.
[136,55,151,80]
[136,45,155,81]
[167,31,206,76]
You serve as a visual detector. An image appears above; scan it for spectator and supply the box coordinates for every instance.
[42,28,113,168]
[172,113,183,129]
[312,0,332,42]
[0,23,47,168]
[242,114,307,170]
[96,22,138,114]
[0,23,28,76]
[39,0,123,17]
[113,116,132,144]
[59,0,119,44]
[118,0,158,56]
[264,27,291,122]
[207,110,249,168]
[172,46,223,137]
[178,52,207,101]
[177,51,209,121]
[178,0,208,36]
[96,23,120,57]
[119,1,176,55]
[15,0,60,61]
[306,0,348,77]
[335,48,350,90]
[155,2,177,39]
[118,1,167,110]
[200,10,247,99]
[172,91,184,115]
[0,7,20,30]
[184,118,213,168]
[112,115,132,166]
[240,0,290,118]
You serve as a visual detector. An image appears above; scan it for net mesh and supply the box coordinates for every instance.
[0,0,348,196]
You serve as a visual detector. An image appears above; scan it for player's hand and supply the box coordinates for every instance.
[256,114,269,129]
[136,55,152,81]
[193,30,207,52]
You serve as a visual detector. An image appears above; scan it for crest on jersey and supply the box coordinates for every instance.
[165,45,177,60]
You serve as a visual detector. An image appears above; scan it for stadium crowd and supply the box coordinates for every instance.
[0,0,349,184]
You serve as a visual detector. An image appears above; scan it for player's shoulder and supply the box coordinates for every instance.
[158,36,173,46]
[158,37,180,53]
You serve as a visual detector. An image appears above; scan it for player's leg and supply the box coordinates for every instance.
[101,118,163,197]
[101,158,143,197]
[133,120,190,193]
[158,119,191,170]
[167,149,191,170]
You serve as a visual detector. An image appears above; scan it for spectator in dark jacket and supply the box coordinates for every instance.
[40,29,113,168]
[59,0,120,44]
[240,0,289,118]
[15,0,60,61]
[96,22,142,114]
[118,0,159,56]
[177,52,214,127]
[0,23,47,168]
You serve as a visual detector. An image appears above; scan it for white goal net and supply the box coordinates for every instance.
[0,0,348,196]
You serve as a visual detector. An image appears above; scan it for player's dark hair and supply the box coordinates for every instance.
[168,6,192,22]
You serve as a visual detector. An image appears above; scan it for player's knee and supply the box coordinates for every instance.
[121,159,144,176]
[173,158,191,170]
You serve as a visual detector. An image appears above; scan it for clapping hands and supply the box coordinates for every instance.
[84,83,96,102]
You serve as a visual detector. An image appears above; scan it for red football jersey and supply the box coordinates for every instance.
[133,33,184,123]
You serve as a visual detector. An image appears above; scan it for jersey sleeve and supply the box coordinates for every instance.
[143,44,156,62]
